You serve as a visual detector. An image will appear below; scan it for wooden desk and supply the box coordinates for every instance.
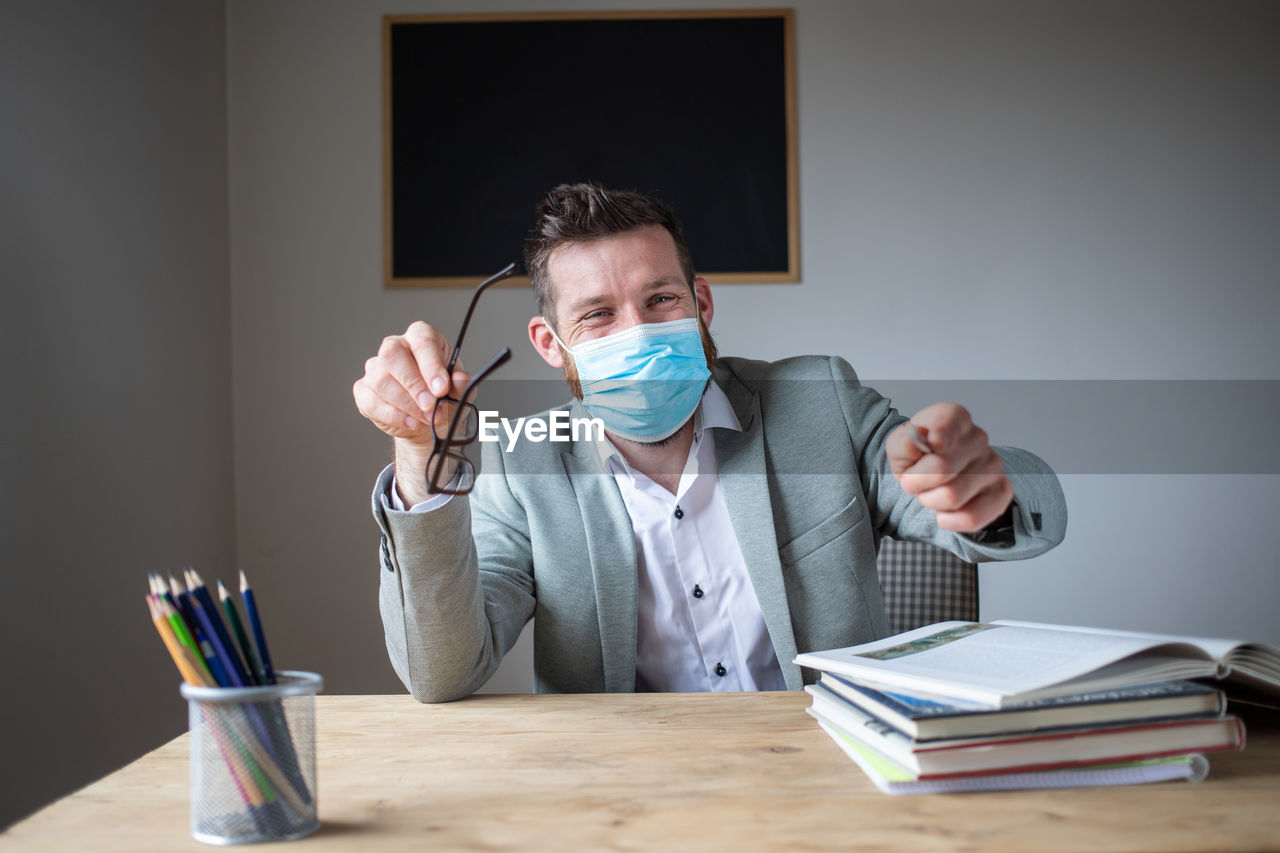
[5,692,1279,851]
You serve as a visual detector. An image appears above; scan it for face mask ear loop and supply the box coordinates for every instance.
[690,279,708,330]
[541,318,572,354]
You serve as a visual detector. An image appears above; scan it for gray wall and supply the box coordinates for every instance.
[227,0,1279,703]
[1,0,233,829]
[4,0,1277,829]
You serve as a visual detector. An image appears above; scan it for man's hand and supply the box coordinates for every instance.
[352,321,470,506]
[886,403,1014,533]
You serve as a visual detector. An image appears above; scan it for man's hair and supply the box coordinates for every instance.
[524,183,697,325]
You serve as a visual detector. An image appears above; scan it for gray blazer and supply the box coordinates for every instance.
[374,355,1066,702]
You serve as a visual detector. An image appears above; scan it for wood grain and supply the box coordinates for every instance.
[5,691,1278,851]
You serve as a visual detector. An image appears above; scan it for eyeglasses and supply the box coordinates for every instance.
[426,262,517,496]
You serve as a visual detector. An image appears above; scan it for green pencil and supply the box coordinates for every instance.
[149,574,205,669]
[219,579,265,686]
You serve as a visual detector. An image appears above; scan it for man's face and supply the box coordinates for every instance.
[543,225,716,398]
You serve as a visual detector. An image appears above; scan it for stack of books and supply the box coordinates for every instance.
[794,620,1280,794]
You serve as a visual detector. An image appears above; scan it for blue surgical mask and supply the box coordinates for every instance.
[545,317,712,443]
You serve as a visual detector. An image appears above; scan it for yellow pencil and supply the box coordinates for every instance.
[157,596,214,684]
[148,596,210,687]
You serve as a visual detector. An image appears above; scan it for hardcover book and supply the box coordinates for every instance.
[805,682,1244,779]
[818,674,1225,741]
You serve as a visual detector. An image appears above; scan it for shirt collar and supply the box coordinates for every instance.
[594,380,741,477]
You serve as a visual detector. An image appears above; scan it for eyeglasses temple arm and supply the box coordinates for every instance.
[444,262,518,375]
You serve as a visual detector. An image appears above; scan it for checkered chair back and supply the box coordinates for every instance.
[875,538,978,634]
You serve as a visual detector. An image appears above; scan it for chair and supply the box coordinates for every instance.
[875,538,978,634]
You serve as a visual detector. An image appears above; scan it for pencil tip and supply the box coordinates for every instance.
[239,569,248,591]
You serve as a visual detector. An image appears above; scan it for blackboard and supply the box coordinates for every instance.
[382,10,798,288]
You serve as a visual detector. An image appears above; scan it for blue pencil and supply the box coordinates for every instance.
[187,568,253,688]
[240,571,276,685]
[172,572,231,686]
[234,570,312,805]
[188,588,249,689]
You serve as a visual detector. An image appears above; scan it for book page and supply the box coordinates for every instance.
[991,619,1248,661]
[799,622,1217,698]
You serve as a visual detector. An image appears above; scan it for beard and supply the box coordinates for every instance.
[561,320,719,447]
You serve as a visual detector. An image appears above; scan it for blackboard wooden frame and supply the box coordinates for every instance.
[382,9,798,288]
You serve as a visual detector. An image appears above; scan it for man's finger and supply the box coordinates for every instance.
[887,421,930,478]
[353,376,432,441]
[908,402,973,454]
[935,475,1015,533]
[403,322,453,402]
[362,357,430,424]
[912,450,1007,513]
[896,428,992,495]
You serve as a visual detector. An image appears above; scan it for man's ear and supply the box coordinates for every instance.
[694,277,714,327]
[528,316,565,368]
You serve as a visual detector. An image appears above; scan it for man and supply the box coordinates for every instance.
[353,183,1066,703]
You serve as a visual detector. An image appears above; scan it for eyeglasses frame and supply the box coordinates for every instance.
[426,262,518,495]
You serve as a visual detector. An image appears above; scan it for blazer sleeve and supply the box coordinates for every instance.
[373,442,536,702]
[827,356,1067,562]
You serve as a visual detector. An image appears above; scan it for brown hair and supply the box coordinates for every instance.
[524,183,696,327]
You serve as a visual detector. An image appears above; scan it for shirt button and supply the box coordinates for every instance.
[674,506,684,520]
[715,663,727,677]
[692,584,704,599]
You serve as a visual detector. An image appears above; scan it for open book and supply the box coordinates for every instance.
[795,620,1280,708]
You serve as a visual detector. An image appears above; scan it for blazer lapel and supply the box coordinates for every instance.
[560,401,637,693]
[714,381,803,689]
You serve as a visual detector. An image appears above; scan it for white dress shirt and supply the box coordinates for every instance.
[595,383,786,692]
[392,381,787,693]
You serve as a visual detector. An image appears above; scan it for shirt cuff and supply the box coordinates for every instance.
[961,500,1018,548]
[388,472,458,513]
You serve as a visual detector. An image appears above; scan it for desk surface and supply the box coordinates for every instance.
[6,691,1279,851]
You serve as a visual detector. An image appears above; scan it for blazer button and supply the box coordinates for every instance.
[715,663,727,677]
[674,506,684,520]
[692,584,704,599]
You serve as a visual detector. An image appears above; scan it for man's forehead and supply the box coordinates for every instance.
[559,276,682,314]
[546,226,685,306]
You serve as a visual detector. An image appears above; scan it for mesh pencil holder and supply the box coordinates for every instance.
[180,671,323,845]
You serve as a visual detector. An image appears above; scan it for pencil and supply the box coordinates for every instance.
[157,596,213,684]
[151,596,266,804]
[188,568,253,688]
[189,589,250,689]
[147,580,305,827]
[240,571,276,685]
[172,571,232,687]
[219,579,264,686]
[148,596,211,688]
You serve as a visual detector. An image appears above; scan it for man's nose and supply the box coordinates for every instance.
[616,305,648,329]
